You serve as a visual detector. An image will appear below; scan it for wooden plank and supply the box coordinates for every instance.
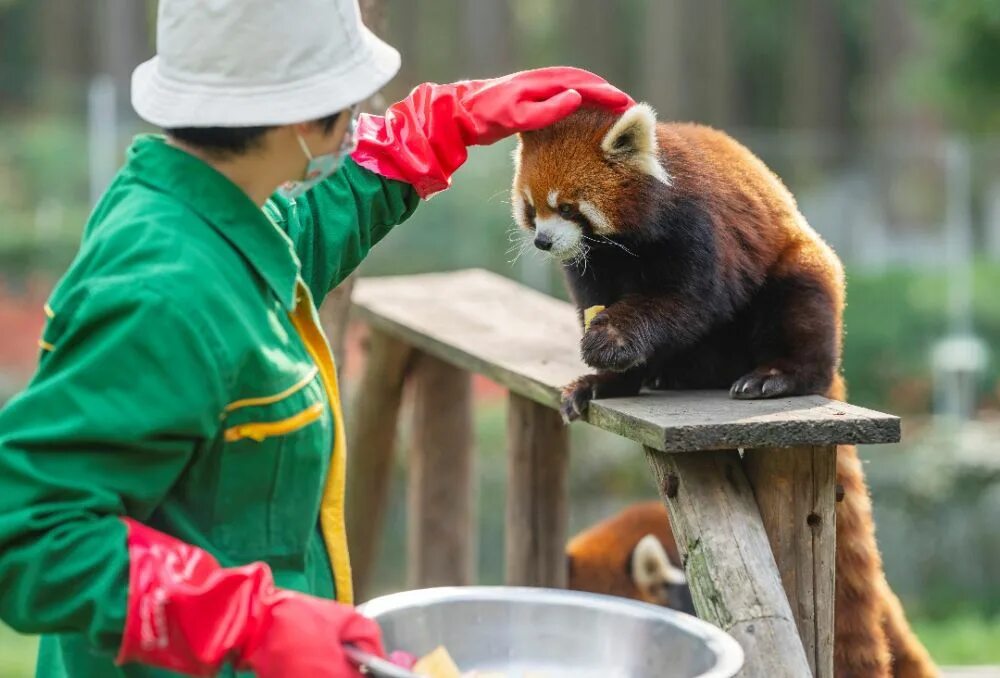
[353,269,900,451]
[589,391,899,452]
[346,330,413,600]
[406,352,475,588]
[744,445,837,678]
[646,446,812,678]
[505,393,570,588]
[355,269,583,410]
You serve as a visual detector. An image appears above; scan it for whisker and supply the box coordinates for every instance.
[486,188,511,203]
[598,235,638,257]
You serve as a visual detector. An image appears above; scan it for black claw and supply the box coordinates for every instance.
[730,370,796,400]
[560,382,593,423]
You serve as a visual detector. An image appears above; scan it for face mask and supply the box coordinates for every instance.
[278,108,358,200]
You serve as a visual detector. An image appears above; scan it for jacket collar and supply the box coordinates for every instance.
[125,134,300,310]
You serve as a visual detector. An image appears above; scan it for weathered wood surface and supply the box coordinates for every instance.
[406,352,475,588]
[646,447,812,678]
[505,393,570,588]
[346,330,413,600]
[354,269,901,451]
[744,445,837,678]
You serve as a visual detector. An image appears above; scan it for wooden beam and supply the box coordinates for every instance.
[346,330,413,600]
[406,352,474,588]
[646,447,811,678]
[505,393,569,588]
[744,445,837,678]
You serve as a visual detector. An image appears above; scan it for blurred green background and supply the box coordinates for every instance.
[3,0,1000,674]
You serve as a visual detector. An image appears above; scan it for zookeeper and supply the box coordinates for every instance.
[0,0,633,676]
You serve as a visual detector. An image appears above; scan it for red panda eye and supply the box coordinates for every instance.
[559,203,573,215]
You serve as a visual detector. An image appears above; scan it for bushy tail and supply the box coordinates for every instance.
[834,444,893,677]
[828,375,934,677]
[882,583,939,678]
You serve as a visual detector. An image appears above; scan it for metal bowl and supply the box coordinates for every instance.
[359,586,743,678]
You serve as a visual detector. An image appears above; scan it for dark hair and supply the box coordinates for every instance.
[166,110,344,156]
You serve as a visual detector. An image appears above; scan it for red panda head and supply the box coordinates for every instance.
[566,501,691,612]
[511,103,670,262]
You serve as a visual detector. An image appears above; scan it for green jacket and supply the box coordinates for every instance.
[0,135,419,677]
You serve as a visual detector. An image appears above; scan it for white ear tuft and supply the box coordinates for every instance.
[632,534,686,590]
[600,103,670,185]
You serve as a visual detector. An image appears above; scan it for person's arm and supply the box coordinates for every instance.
[0,283,380,677]
[0,284,222,650]
[269,66,634,302]
[264,158,419,304]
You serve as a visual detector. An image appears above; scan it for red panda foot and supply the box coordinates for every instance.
[560,376,597,423]
[730,367,798,399]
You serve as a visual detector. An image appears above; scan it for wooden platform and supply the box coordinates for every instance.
[349,268,903,678]
[352,268,899,452]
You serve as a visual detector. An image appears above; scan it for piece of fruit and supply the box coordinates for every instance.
[413,646,462,678]
[583,304,606,329]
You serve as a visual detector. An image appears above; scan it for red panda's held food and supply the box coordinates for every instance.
[583,305,605,329]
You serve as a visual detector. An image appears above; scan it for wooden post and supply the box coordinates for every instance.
[505,393,569,588]
[346,330,413,599]
[646,447,811,678]
[744,445,837,678]
[406,352,474,588]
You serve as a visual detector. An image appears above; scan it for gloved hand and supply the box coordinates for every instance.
[351,66,635,198]
[115,518,382,678]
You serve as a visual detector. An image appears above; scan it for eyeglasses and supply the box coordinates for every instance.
[340,103,361,155]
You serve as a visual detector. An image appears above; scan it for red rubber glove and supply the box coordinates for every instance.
[351,66,635,198]
[115,518,382,677]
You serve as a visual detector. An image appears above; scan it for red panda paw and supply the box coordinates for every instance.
[730,367,797,399]
[560,375,598,423]
[580,313,647,372]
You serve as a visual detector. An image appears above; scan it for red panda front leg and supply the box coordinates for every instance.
[580,295,714,373]
[731,268,841,400]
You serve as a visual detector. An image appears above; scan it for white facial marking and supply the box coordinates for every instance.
[577,200,613,234]
[534,215,582,260]
[547,190,559,209]
[511,191,527,228]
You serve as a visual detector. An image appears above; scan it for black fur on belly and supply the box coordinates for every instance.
[557,195,838,422]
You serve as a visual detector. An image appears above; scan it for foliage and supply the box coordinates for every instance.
[912,614,1000,665]
[843,264,1000,412]
[911,0,1000,133]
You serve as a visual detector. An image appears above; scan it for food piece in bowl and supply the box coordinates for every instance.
[413,646,462,678]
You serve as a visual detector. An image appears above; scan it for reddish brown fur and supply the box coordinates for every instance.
[566,501,683,605]
[514,108,936,677]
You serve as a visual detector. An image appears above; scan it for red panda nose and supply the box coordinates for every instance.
[534,232,553,251]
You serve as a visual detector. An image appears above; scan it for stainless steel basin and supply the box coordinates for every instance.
[359,586,743,677]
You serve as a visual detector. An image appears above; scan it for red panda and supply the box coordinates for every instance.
[512,104,937,678]
[566,501,693,613]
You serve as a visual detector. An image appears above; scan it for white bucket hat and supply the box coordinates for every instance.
[132,0,400,128]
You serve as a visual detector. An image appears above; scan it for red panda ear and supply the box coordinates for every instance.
[601,103,671,185]
[630,534,687,592]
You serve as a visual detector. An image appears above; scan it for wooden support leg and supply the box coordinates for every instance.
[744,445,837,678]
[346,329,413,600]
[645,447,811,678]
[406,352,474,588]
[505,393,569,588]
